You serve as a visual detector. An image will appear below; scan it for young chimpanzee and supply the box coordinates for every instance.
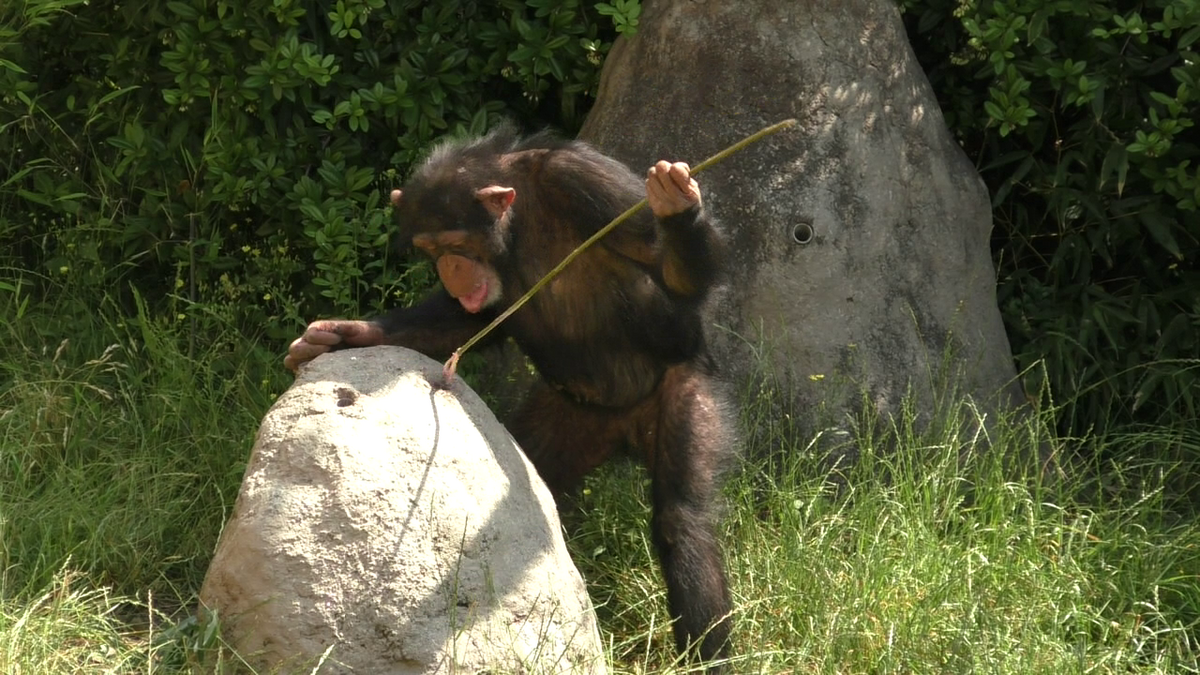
[284,126,734,667]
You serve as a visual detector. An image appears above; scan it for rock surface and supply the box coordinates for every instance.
[199,346,607,674]
[580,0,1022,440]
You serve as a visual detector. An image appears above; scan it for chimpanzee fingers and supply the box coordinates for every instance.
[647,162,679,201]
[645,166,666,212]
[647,161,701,218]
[284,323,347,372]
[666,162,692,189]
[649,162,700,201]
[646,161,675,192]
[665,162,701,206]
[646,179,679,218]
[302,323,348,346]
[332,319,385,346]
[284,338,332,372]
[645,172,665,204]
[283,320,384,373]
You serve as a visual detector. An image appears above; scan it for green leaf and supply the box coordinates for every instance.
[1132,372,1160,411]
[16,189,53,206]
[992,155,1034,207]
[468,108,489,135]
[299,202,327,222]
[1090,83,1105,119]
[0,58,28,74]
[167,1,199,19]
[546,56,565,81]
[1180,26,1200,49]
[1028,9,1048,43]
[1150,91,1175,106]
[1138,211,1183,259]
[1099,144,1129,195]
[917,8,941,34]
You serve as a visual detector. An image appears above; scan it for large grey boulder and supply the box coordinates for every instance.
[580,0,1022,439]
[199,347,607,674]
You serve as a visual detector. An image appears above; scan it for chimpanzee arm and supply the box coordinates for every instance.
[373,289,501,361]
[657,204,727,300]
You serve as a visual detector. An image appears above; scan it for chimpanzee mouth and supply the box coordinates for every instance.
[459,282,490,313]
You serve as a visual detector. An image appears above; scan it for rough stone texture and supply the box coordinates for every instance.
[199,347,607,675]
[580,0,1022,439]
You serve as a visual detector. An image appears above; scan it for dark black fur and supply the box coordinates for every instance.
[377,126,734,667]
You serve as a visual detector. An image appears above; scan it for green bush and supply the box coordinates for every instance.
[901,0,1200,434]
[0,0,626,343]
[5,0,1194,438]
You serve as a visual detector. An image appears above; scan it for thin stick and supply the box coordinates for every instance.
[442,118,798,382]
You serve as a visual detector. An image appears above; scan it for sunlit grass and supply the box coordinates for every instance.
[0,570,145,673]
[1,285,1198,673]
[571,394,1200,674]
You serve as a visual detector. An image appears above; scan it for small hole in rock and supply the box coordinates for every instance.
[791,222,815,245]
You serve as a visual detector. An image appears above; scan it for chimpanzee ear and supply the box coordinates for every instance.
[390,189,403,207]
[476,186,516,219]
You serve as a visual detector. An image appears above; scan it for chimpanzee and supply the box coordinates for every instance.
[284,126,734,667]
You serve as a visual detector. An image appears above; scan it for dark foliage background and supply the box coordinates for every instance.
[1,0,1195,437]
[0,0,634,340]
[899,0,1199,433]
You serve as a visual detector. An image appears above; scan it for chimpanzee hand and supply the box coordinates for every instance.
[646,161,702,219]
[284,320,384,373]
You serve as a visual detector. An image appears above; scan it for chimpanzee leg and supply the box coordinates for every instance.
[646,364,733,668]
[508,382,623,498]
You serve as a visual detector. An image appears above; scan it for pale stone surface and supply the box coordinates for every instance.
[580,0,1022,444]
[199,346,607,674]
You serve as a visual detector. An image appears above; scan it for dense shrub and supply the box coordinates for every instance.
[4,0,1195,436]
[0,0,630,342]
[900,0,1200,433]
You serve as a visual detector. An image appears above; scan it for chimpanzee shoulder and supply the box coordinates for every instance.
[413,124,621,185]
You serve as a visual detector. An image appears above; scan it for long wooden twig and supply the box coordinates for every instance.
[442,118,799,383]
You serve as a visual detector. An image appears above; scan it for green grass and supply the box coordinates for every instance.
[2,287,1199,673]
[571,408,1200,673]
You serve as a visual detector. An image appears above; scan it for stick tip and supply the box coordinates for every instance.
[440,352,460,387]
